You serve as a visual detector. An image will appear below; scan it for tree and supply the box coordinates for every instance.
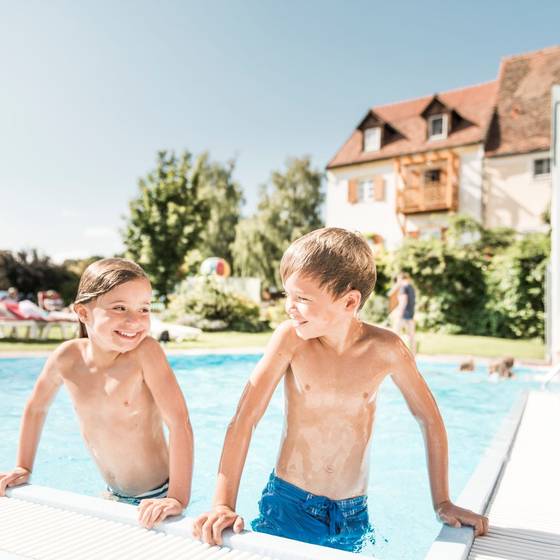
[122,150,209,301]
[0,250,78,303]
[232,156,324,289]
[182,154,243,274]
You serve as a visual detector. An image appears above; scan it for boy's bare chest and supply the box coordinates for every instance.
[287,348,386,404]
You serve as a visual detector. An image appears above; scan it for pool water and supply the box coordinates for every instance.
[0,355,541,559]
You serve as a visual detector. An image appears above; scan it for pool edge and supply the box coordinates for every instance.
[423,392,528,560]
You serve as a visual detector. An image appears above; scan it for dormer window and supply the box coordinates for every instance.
[364,127,381,152]
[428,114,448,140]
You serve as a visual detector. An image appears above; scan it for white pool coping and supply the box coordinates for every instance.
[3,485,358,559]
[423,392,529,560]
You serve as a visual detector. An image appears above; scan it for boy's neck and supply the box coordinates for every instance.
[317,316,363,355]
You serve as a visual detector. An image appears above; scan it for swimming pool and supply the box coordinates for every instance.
[0,354,541,559]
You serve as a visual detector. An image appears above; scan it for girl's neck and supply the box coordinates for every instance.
[85,338,121,369]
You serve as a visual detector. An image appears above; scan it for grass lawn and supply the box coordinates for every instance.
[0,330,546,360]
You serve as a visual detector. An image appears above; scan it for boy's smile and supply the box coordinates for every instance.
[284,273,352,340]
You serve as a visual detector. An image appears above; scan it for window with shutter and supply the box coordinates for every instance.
[374,177,385,201]
[347,179,358,204]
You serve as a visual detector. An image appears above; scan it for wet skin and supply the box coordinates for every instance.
[276,324,385,499]
[61,339,170,495]
[194,272,488,544]
[0,279,193,528]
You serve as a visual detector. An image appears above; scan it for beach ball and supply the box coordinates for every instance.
[200,257,231,277]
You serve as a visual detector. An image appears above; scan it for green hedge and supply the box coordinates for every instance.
[362,217,549,339]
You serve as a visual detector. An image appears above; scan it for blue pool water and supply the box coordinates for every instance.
[0,354,541,559]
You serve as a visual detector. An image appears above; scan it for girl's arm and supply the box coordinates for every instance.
[0,347,64,495]
[137,337,193,528]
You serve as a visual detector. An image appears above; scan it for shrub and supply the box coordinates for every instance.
[485,233,549,339]
[166,276,265,332]
[390,237,488,334]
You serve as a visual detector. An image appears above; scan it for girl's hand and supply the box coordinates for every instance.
[0,467,31,496]
[138,497,184,529]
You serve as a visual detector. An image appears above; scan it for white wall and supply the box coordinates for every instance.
[326,163,403,249]
[484,151,552,232]
[458,145,484,222]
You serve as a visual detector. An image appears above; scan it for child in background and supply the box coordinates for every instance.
[0,258,193,529]
[194,227,487,552]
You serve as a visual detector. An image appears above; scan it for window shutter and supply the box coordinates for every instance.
[374,176,385,201]
[348,179,358,204]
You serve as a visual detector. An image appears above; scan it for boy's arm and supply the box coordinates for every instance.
[0,347,64,495]
[388,336,489,536]
[194,321,298,545]
[137,337,194,528]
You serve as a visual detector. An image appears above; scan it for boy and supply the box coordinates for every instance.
[194,228,488,551]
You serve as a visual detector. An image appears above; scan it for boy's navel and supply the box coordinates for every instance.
[304,384,311,391]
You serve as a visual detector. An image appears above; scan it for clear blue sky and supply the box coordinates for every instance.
[1,0,559,261]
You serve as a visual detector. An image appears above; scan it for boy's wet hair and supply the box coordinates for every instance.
[280,227,376,309]
[74,258,149,338]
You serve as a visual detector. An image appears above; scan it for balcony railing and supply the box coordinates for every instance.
[396,183,454,214]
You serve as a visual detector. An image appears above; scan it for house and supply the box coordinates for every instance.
[326,46,560,248]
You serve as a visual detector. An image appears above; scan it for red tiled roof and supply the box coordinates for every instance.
[327,81,498,169]
[327,45,560,169]
[485,45,560,157]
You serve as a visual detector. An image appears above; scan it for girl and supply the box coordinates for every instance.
[0,258,193,529]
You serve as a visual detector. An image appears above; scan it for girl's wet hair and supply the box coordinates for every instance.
[74,258,149,338]
[280,227,376,310]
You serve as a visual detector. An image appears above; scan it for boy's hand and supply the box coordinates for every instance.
[0,467,31,496]
[193,505,245,545]
[437,501,489,536]
[138,497,184,529]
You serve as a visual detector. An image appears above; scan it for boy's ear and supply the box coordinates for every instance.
[345,290,362,312]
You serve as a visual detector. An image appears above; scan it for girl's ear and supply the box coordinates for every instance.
[345,289,362,313]
[73,303,89,324]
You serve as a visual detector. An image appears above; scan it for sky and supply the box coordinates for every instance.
[1,0,559,262]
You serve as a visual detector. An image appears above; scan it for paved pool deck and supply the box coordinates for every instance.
[426,390,560,560]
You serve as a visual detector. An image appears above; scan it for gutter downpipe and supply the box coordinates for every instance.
[550,85,560,366]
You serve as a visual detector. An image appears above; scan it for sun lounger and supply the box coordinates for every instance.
[150,317,202,342]
[0,319,43,339]
[0,301,78,340]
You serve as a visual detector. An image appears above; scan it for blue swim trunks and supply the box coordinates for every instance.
[251,472,373,552]
[108,479,169,506]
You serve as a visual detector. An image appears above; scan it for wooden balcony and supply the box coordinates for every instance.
[394,150,459,215]
[396,183,455,214]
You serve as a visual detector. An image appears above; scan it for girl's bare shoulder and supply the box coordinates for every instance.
[45,338,88,375]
